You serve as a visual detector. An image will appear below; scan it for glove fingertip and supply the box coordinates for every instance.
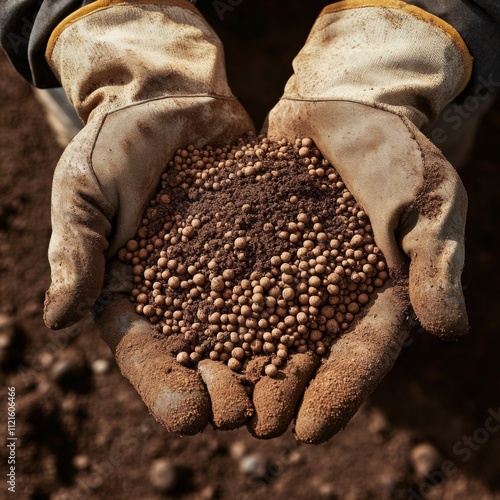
[412,289,469,339]
[410,265,469,339]
[43,282,95,330]
[44,234,107,330]
[198,360,253,430]
[43,257,104,330]
[248,353,319,439]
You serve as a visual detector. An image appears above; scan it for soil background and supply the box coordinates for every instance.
[1,2,499,499]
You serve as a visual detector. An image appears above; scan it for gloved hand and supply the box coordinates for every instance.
[43,0,255,433]
[255,0,472,443]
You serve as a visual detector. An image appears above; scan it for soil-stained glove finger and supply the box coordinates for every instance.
[248,353,319,439]
[96,296,210,435]
[295,284,409,445]
[198,360,253,430]
[400,141,469,339]
[44,126,114,330]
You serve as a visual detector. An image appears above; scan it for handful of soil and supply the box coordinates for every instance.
[119,135,388,377]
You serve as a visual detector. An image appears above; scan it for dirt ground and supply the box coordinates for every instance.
[1,3,500,498]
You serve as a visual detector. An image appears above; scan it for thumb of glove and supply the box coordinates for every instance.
[44,126,114,329]
[400,141,469,338]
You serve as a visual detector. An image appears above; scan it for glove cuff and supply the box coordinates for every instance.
[283,0,473,127]
[46,0,235,122]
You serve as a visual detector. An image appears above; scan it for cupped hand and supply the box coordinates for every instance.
[247,0,472,442]
[249,99,468,444]
[42,1,258,433]
[43,101,256,433]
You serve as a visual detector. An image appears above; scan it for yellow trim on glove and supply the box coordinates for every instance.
[321,0,473,94]
[46,0,201,61]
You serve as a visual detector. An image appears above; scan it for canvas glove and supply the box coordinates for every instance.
[43,0,254,434]
[256,0,472,444]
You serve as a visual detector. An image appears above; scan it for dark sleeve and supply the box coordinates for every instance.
[1,0,500,91]
[0,0,95,88]
[406,0,500,96]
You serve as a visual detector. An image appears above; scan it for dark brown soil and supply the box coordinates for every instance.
[1,2,500,497]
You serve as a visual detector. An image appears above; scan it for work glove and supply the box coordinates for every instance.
[43,0,255,434]
[254,0,472,443]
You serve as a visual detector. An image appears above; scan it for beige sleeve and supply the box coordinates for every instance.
[282,0,473,127]
[46,0,234,121]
